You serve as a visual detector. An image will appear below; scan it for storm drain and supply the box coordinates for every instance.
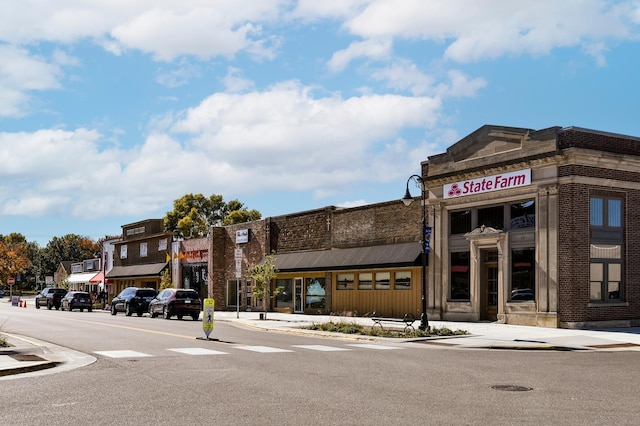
[491,385,533,392]
[9,354,46,362]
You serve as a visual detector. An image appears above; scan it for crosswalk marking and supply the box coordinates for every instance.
[236,345,294,353]
[94,350,152,358]
[167,348,228,355]
[292,345,351,352]
[93,343,407,358]
[346,344,404,350]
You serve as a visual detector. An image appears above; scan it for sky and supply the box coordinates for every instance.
[1,0,640,247]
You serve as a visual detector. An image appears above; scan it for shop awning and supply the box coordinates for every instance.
[105,263,168,279]
[67,272,99,284]
[90,272,104,283]
[270,242,423,272]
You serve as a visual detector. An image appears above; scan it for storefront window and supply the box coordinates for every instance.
[478,205,504,229]
[375,272,390,290]
[450,210,471,234]
[590,244,622,301]
[305,278,325,309]
[450,252,470,300]
[275,279,293,309]
[510,200,535,229]
[358,273,372,290]
[511,248,535,301]
[394,271,411,290]
[336,273,354,290]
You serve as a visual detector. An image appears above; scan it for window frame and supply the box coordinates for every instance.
[589,194,624,303]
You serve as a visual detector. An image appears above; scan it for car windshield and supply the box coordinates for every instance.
[176,291,198,299]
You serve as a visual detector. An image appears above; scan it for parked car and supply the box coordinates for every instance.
[35,287,68,310]
[60,291,93,312]
[110,287,158,317]
[149,288,201,320]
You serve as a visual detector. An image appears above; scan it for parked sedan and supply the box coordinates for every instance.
[149,288,201,320]
[110,287,158,317]
[60,291,93,312]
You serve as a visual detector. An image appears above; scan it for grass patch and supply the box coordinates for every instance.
[303,321,468,338]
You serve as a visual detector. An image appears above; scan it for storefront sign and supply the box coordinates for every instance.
[444,169,531,199]
[235,229,249,244]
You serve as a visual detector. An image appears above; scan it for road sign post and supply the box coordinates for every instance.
[202,298,215,340]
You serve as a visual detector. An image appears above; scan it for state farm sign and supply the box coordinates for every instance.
[444,169,531,199]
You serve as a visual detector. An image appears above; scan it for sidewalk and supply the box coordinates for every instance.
[3,308,640,379]
[213,311,640,351]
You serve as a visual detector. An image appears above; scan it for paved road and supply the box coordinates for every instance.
[2,300,640,425]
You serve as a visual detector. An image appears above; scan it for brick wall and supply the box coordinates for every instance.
[558,177,640,324]
[332,200,422,247]
[558,128,640,156]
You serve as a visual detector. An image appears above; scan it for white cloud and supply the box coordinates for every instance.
[370,59,435,95]
[344,0,635,64]
[0,45,63,117]
[168,81,440,195]
[221,67,255,93]
[327,38,392,72]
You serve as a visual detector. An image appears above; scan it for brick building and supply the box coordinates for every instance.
[209,202,425,318]
[424,125,640,328]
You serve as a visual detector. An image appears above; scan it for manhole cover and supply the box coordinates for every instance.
[491,385,533,392]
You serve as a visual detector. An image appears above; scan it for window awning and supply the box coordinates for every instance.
[270,242,423,272]
[105,263,168,279]
[90,272,104,283]
[67,272,99,284]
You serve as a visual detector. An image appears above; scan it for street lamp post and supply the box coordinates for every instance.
[402,174,429,331]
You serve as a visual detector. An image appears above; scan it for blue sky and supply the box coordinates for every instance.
[1,0,640,247]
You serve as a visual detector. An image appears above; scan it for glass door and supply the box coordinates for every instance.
[294,278,304,313]
[482,250,498,321]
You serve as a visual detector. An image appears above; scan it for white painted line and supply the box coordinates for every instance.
[292,345,351,352]
[346,344,404,350]
[167,348,228,355]
[94,350,152,358]
[236,346,294,353]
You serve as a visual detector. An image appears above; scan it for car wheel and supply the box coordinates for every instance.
[47,301,52,310]
[111,304,117,315]
[149,306,157,318]
[35,301,40,309]
[191,313,199,321]
[125,304,132,316]
[163,306,170,320]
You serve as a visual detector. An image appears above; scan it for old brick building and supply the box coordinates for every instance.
[424,125,640,328]
[209,202,425,318]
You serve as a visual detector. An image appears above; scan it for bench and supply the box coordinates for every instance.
[370,312,416,332]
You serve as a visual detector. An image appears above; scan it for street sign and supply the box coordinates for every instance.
[234,248,243,260]
[7,277,15,286]
[202,298,215,339]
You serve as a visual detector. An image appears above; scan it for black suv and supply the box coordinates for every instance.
[110,287,158,317]
[35,287,68,310]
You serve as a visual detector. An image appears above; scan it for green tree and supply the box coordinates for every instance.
[223,209,262,225]
[0,233,32,290]
[164,193,262,238]
[249,254,282,319]
[41,234,100,277]
[159,268,173,291]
